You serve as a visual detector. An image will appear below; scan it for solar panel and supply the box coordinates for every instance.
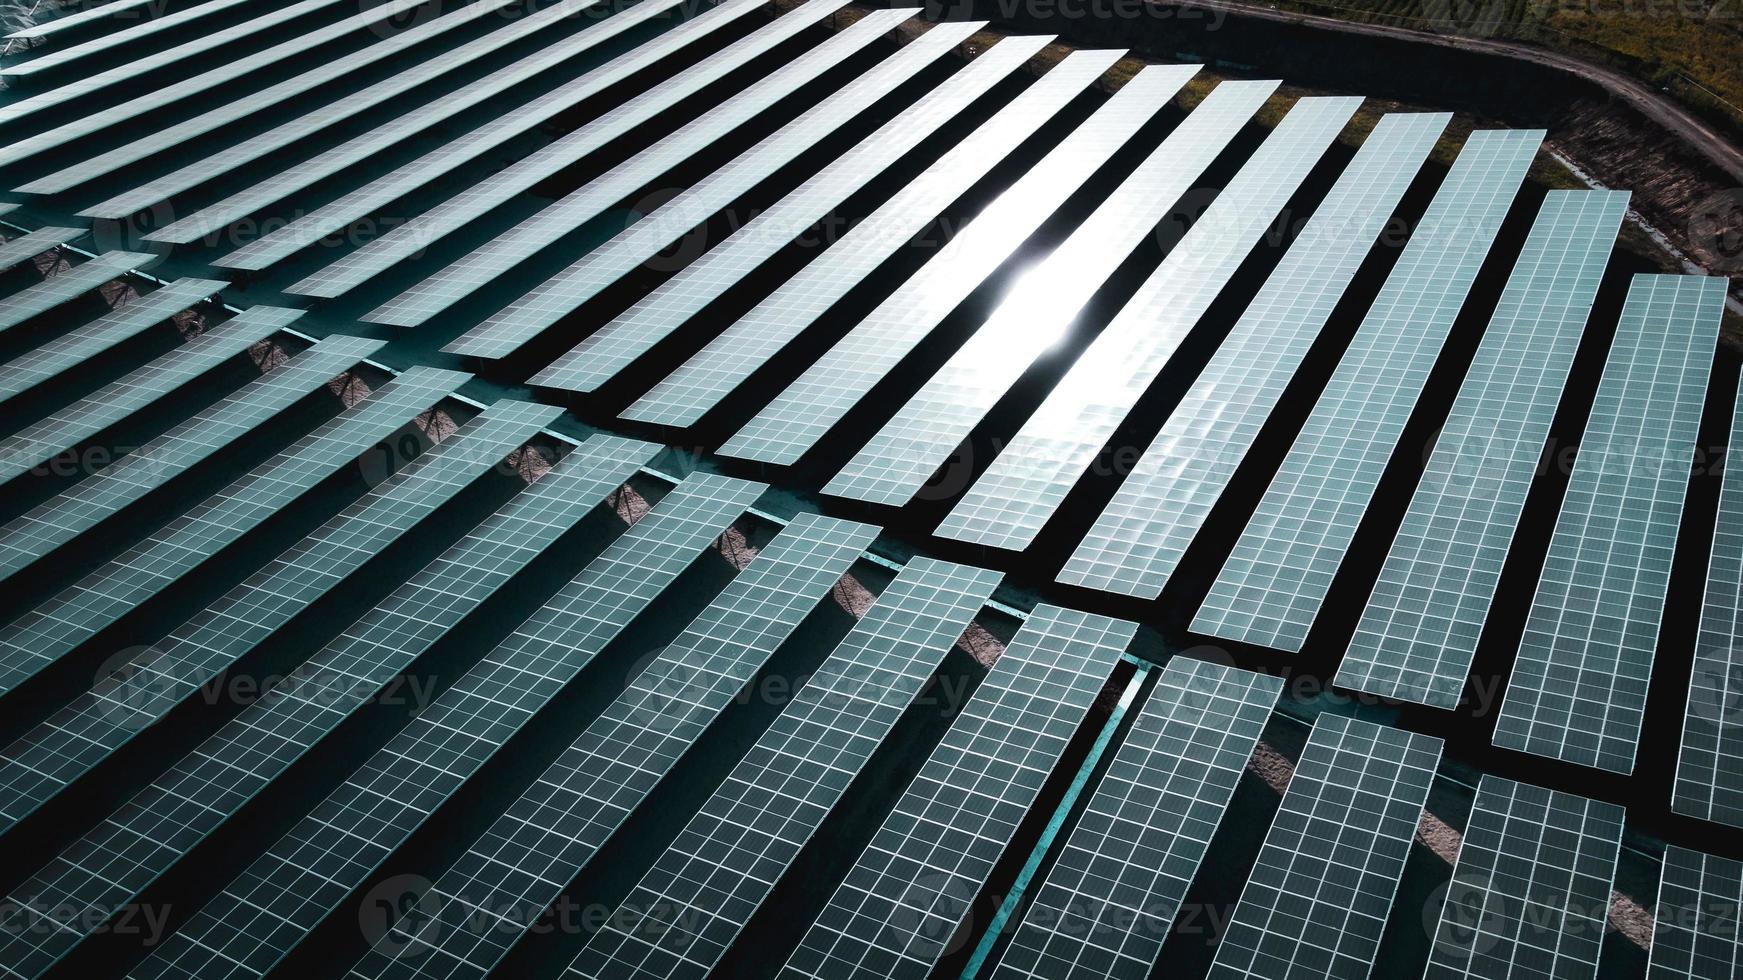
[287,0,889,300]
[989,658,1281,980]
[1494,274,1727,773]
[934,95,1361,550]
[0,0,354,145]
[82,0,614,219]
[0,250,155,335]
[1057,112,1449,599]
[131,473,768,980]
[563,557,1003,980]
[823,79,1279,507]
[206,0,789,264]
[0,433,656,979]
[608,48,1128,417]
[346,511,879,980]
[712,63,1198,464]
[1336,190,1629,708]
[1191,128,1543,651]
[0,305,299,485]
[388,15,981,333]
[24,0,524,197]
[1676,374,1743,827]
[777,604,1135,980]
[0,227,88,271]
[1425,775,1622,979]
[527,37,1095,387]
[0,278,224,406]
[0,399,561,833]
[0,365,469,702]
[1649,845,1743,979]
[1,0,260,70]
[1207,715,1442,980]
[6,0,161,41]
[0,333,385,586]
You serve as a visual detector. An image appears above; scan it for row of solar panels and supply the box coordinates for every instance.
[0,273,1727,979]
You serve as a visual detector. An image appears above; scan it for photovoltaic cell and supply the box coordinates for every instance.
[206,0,787,264]
[1675,374,1743,827]
[458,29,1044,363]
[823,79,1279,507]
[0,306,299,485]
[0,0,395,165]
[562,558,1003,980]
[935,95,1361,550]
[1191,128,1543,651]
[0,250,155,335]
[0,400,561,832]
[0,366,469,703]
[401,15,984,334]
[1207,715,1442,980]
[989,658,1281,980]
[6,0,161,41]
[1425,776,1622,980]
[26,0,525,197]
[1335,190,1628,708]
[1,0,261,70]
[609,48,1128,417]
[0,227,88,271]
[1057,112,1449,599]
[0,278,225,405]
[288,0,887,299]
[131,473,768,980]
[777,605,1135,980]
[347,511,879,980]
[527,37,1092,387]
[1494,274,1726,773]
[82,0,613,219]
[0,334,385,586]
[0,433,656,979]
[714,63,1199,464]
[1648,846,1743,980]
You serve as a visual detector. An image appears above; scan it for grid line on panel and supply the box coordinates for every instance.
[2,0,262,73]
[526,34,1076,390]
[567,48,1125,408]
[1676,374,1743,827]
[561,558,1003,980]
[1648,846,1743,980]
[463,28,1042,365]
[0,278,226,405]
[0,0,425,168]
[0,0,344,126]
[1206,715,1442,980]
[0,306,301,485]
[208,0,787,265]
[131,474,768,980]
[347,512,878,980]
[1424,775,1623,980]
[935,96,1361,551]
[1494,274,1726,773]
[85,0,614,219]
[0,366,470,702]
[0,434,657,980]
[6,0,163,42]
[989,658,1281,980]
[776,605,1134,980]
[0,227,88,270]
[1190,128,1543,651]
[289,0,890,300]
[0,401,562,833]
[1058,112,1449,599]
[1335,190,1628,708]
[714,63,1199,465]
[0,334,386,586]
[820,79,1279,506]
[27,0,522,198]
[0,250,154,334]
[423,14,987,340]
